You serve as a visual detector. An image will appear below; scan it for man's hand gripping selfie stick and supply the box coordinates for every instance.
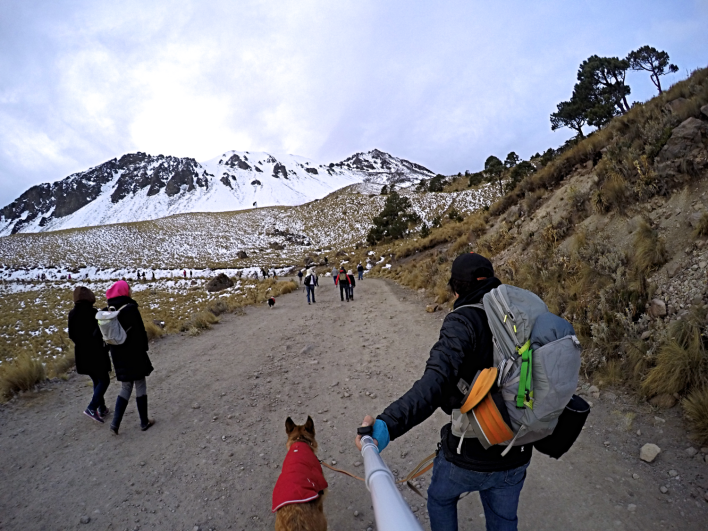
[357,426,424,531]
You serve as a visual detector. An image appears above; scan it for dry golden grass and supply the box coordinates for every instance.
[144,320,166,341]
[693,212,708,238]
[683,385,708,443]
[632,220,667,275]
[0,353,46,400]
[642,331,706,397]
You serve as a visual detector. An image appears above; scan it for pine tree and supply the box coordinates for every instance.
[627,46,678,94]
[366,191,420,245]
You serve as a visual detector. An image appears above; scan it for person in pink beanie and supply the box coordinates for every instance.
[104,280,155,434]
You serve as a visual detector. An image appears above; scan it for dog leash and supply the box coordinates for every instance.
[319,452,436,498]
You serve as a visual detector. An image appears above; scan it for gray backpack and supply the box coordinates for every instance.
[452,284,582,456]
[95,305,130,345]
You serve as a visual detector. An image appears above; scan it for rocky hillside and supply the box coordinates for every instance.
[0,149,435,236]
[349,68,708,442]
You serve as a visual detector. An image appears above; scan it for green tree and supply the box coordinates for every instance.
[428,174,447,192]
[550,92,590,138]
[366,191,420,245]
[507,161,535,192]
[504,152,521,168]
[627,46,678,94]
[468,171,484,187]
[380,184,389,195]
[415,179,428,192]
[420,222,430,238]
[576,55,631,116]
[484,155,505,195]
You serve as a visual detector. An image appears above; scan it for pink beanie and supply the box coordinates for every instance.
[106,280,130,299]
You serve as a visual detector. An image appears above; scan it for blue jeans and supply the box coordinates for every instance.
[305,285,316,303]
[427,453,529,531]
[358,271,363,280]
[88,372,110,411]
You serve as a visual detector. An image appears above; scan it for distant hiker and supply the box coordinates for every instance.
[357,262,364,280]
[103,280,155,434]
[324,256,329,265]
[355,253,535,530]
[190,270,192,278]
[304,268,316,304]
[183,270,186,278]
[331,266,338,285]
[151,271,155,281]
[237,270,243,279]
[335,267,350,302]
[347,269,356,300]
[68,273,72,281]
[68,286,111,423]
[297,269,304,285]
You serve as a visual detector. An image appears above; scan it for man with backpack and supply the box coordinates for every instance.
[335,267,350,302]
[331,266,338,285]
[304,267,316,304]
[354,253,560,531]
[297,269,304,285]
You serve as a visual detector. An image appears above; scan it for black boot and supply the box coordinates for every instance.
[110,396,129,435]
[136,395,155,431]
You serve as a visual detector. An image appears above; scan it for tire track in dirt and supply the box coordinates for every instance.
[0,278,705,530]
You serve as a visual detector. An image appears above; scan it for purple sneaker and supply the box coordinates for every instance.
[98,405,110,418]
[83,408,104,424]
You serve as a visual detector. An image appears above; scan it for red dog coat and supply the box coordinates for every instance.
[272,442,328,512]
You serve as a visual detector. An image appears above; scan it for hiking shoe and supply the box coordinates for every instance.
[83,408,104,424]
[110,424,119,435]
[98,405,110,418]
[141,419,155,431]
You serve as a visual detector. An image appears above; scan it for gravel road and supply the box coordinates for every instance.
[1,278,706,530]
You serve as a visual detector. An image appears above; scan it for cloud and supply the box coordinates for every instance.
[1,0,706,206]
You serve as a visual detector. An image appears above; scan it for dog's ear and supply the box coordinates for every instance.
[285,417,296,434]
[304,415,315,435]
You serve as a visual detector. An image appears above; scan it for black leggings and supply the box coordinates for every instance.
[88,372,110,411]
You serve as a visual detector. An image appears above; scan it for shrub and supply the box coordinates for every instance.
[693,212,708,238]
[420,222,430,238]
[48,354,75,378]
[144,320,166,341]
[0,353,46,399]
[632,221,667,274]
[180,311,220,334]
[207,299,231,316]
[683,385,708,443]
[447,208,463,222]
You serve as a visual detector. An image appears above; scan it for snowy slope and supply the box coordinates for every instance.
[0,149,435,236]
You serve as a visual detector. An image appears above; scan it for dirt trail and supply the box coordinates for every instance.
[1,278,706,530]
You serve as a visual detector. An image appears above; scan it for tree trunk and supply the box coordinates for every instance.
[651,71,663,94]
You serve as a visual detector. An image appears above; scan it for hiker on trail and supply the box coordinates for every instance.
[357,262,364,280]
[335,267,350,302]
[183,270,186,278]
[304,267,316,304]
[68,286,111,423]
[324,256,329,265]
[347,269,356,300]
[297,269,303,284]
[355,253,532,531]
[190,271,192,278]
[151,271,155,281]
[331,266,338,285]
[104,280,155,434]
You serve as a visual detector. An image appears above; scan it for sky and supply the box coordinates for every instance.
[1,0,707,207]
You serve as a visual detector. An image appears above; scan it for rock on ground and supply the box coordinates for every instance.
[640,443,662,463]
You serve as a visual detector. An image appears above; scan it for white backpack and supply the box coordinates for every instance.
[95,305,130,345]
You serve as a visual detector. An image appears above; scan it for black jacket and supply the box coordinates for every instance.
[68,302,111,375]
[377,278,533,472]
[347,274,356,288]
[106,296,153,382]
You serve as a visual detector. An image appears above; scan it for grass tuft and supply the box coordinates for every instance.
[144,320,166,341]
[180,311,220,334]
[0,353,47,400]
[683,386,708,443]
[693,212,708,238]
[632,221,667,275]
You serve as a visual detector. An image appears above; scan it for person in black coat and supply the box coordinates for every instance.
[68,286,112,423]
[104,280,155,434]
[355,253,533,531]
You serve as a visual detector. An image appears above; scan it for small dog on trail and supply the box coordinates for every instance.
[268,297,276,308]
[272,416,328,531]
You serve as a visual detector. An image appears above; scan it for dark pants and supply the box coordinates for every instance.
[306,285,316,303]
[349,285,354,300]
[427,454,529,531]
[358,271,363,280]
[339,284,350,301]
[88,372,110,411]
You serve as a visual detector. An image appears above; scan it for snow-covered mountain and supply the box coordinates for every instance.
[0,149,435,236]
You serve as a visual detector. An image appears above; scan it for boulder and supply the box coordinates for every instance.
[656,117,708,178]
[237,250,248,259]
[640,443,661,463]
[701,104,708,120]
[648,299,667,318]
[664,97,687,114]
[649,393,677,409]
[269,242,285,250]
[206,273,234,293]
